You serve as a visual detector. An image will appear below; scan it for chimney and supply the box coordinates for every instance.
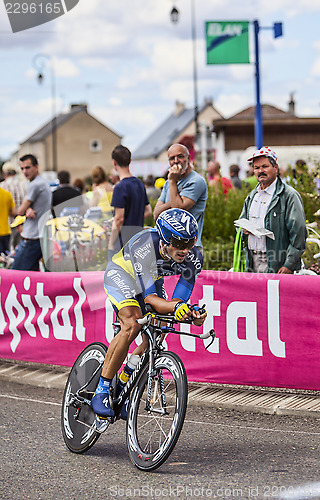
[288,93,295,115]
[70,103,88,112]
[174,100,185,117]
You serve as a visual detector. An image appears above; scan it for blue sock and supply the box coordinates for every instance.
[95,376,112,394]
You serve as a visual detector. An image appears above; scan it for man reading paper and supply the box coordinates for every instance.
[238,147,307,273]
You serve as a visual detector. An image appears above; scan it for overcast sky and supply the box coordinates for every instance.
[0,0,320,161]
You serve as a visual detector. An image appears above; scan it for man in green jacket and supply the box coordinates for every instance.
[239,146,307,273]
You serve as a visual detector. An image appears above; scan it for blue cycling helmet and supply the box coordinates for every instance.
[156,209,198,249]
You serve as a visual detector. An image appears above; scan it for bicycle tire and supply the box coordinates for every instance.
[61,342,107,454]
[126,351,188,471]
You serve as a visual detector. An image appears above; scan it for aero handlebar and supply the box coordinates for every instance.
[136,308,215,350]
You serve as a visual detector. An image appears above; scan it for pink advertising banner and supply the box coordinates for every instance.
[0,269,319,390]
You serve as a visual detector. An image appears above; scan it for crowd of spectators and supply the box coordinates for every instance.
[0,145,317,275]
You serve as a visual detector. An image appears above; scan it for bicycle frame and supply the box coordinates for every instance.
[113,312,214,416]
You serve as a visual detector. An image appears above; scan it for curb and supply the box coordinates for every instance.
[187,384,320,418]
[2,358,320,419]
[0,358,69,389]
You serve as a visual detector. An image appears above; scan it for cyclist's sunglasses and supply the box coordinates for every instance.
[169,236,196,250]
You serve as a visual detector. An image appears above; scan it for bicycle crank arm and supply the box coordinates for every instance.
[68,393,92,407]
[71,418,100,432]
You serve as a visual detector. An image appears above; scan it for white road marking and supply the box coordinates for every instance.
[1,393,320,437]
[184,418,320,436]
[0,394,60,406]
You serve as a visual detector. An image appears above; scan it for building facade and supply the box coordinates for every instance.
[12,104,122,181]
[213,98,320,176]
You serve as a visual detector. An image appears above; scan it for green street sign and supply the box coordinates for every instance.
[206,21,250,64]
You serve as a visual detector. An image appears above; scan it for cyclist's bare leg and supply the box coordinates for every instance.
[131,338,148,357]
[102,305,143,379]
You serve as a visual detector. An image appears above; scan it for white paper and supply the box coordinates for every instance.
[234,218,275,240]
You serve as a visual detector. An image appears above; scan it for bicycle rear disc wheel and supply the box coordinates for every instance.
[126,351,188,471]
[61,342,107,453]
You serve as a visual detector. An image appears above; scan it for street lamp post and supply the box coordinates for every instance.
[170,0,199,138]
[190,0,199,138]
[33,54,57,172]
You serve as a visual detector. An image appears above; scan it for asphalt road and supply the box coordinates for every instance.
[1,380,320,500]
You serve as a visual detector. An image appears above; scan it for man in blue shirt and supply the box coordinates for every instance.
[153,143,208,250]
[109,145,151,254]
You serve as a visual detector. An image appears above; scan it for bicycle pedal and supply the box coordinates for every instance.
[95,416,111,433]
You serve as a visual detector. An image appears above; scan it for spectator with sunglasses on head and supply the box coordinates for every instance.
[153,143,207,252]
[91,208,207,418]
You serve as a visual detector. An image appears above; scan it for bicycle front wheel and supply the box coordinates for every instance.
[61,342,107,454]
[126,351,188,471]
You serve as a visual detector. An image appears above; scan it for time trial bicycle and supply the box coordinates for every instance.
[61,305,215,471]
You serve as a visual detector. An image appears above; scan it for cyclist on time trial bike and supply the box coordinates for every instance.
[91,208,207,418]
